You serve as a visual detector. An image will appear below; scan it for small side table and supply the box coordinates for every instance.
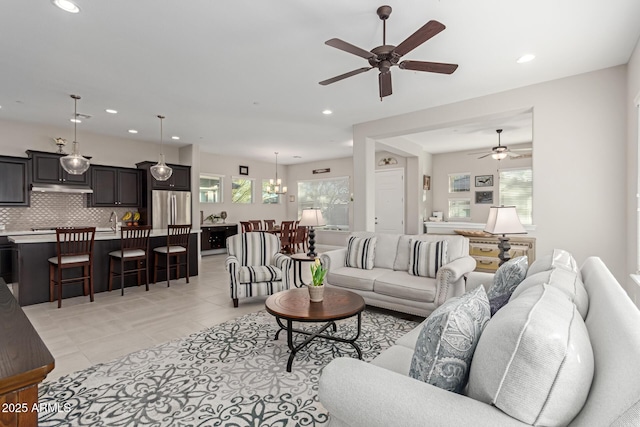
[289,253,318,287]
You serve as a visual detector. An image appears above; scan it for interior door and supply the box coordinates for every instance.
[375,169,404,234]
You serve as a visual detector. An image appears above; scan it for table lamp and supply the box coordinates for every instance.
[484,206,527,266]
[298,208,326,257]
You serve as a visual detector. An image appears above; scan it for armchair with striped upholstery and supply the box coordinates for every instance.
[225,232,293,307]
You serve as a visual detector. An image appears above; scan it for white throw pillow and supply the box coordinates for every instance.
[408,239,448,278]
[345,236,377,270]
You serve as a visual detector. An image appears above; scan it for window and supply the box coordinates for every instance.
[298,176,350,230]
[449,173,470,193]
[448,199,471,220]
[262,179,280,204]
[199,175,222,203]
[232,178,253,203]
[499,168,533,225]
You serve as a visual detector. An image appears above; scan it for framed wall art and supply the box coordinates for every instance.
[475,191,493,204]
[423,175,431,190]
[239,165,249,176]
[475,175,493,187]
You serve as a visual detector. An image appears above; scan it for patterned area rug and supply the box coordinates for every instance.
[38,309,419,426]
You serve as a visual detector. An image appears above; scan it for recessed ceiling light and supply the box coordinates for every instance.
[105,109,118,114]
[322,109,333,115]
[128,129,138,134]
[516,54,536,64]
[70,118,81,123]
[171,136,180,140]
[51,0,80,13]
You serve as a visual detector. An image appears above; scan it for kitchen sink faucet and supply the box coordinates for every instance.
[109,211,118,232]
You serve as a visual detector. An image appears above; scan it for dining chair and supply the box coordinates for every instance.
[279,220,296,254]
[249,220,263,231]
[48,227,96,308]
[153,224,192,286]
[293,225,309,253]
[240,221,253,233]
[264,219,276,231]
[108,225,152,296]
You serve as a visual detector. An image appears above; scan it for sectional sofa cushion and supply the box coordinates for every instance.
[345,236,377,270]
[526,248,580,278]
[408,285,490,393]
[408,239,448,278]
[486,256,528,315]
[325,267,388,292]
[510,268,589,319]
[468,285,594,426]
[373,270,437,303]
[393,234,468,271]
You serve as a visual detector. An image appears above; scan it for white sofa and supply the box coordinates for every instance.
[320,232,477,317]
[319,253,640,426]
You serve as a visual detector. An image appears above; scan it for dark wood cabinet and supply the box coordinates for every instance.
[0,237,13,284]
[0,156,29,206]
[201,224,238,251]
[90,166,141,207]
[136,161,191,191]
[27,150,90,186]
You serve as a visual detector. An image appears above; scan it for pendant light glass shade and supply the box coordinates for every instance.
[60,95,90,175]
[150,115,173,181]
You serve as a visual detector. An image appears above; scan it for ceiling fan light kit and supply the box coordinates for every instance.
[319,5,458,100]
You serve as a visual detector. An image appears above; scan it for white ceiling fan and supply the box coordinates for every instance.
[469,129,532,160]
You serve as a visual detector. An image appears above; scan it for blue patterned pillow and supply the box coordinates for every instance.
[487,256,528,316]
[409,285,490,393]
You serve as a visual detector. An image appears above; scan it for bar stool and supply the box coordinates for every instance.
[108,225,152,296]
[48,227,96,309]
[153,224,192,287]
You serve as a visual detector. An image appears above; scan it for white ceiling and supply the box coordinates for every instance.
[0,0,639,164]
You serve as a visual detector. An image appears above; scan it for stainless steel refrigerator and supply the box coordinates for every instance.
[152,190,191,229]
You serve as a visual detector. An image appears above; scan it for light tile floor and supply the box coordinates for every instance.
[24,252,295,382]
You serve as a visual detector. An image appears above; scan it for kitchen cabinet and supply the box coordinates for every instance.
[201,224,237,251]
[0,237,13,283]
[468,236,536,272]
[0,156,29,206]
[27,150,91,186]
[136,161,191,191]
[90,166,141,207]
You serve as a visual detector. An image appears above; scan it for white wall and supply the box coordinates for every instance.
[626,37,640,301]
[354,66,628,281]
[432,145,532,223]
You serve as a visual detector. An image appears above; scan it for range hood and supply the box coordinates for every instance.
[30,184,93,194]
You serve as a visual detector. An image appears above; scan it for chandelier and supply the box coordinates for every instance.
[267,152,287,195]
[150,114,173,181]
[60,94,90,175]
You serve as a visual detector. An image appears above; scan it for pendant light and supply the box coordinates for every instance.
[60,94,90,175]
[150,114,173,181]
[267,152,287,194]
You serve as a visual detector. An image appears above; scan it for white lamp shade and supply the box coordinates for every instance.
[298,208,326,227]
[484,206,526,235]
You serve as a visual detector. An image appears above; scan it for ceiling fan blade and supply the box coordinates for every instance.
[379,72,392,98]
[393,20,446,58]
[325,38,375,60]
[477,153,492,159]
[399,60,458,74]
[467,151,490,156]
[319,67,373,86]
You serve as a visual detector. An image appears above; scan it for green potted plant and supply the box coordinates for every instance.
[309,258,327,302]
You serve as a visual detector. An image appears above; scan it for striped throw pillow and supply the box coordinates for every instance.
[345,236,377,270]
[409,239,448,278]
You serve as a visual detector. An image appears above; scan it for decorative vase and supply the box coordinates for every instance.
[307,284,324,302]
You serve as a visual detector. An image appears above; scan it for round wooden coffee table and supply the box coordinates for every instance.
[265,287,365,372]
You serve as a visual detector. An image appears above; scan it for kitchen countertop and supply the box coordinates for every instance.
[8,228,200,244]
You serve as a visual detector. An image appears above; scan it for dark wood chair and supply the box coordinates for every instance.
[279,221,296,254]
[153,224,192,287]
[240,221,253,233]
[264,219,276,231]
[293,225,309,253]
[48,227,96,308]
[108,225,152,296]
[249,220,263,231]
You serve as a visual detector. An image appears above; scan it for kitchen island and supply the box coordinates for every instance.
[8,229,200,306]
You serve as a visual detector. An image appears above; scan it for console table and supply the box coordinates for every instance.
[468,236,536,272]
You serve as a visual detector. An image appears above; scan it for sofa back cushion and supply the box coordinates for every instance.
[226,232,280,266]
[409,285,490,393]
[394,234,469,271]
[350,232,400,270]
[526,248,581,278]
[486,256,528,316]
[408,239,448,278]
[468,285,594,426]
[345,236,377,270]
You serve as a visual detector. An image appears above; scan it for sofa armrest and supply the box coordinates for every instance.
[435,256,477,305]
[319,358,526,427]
[273,252,293,289]
[320,248,347,272]
[225,255,240,297]
[466,271,495,292]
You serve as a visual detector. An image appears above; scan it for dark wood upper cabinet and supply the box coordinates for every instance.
[0,156,29,206]
[27,150,90,186]
[90,166,141,207]
[136,161,191,191]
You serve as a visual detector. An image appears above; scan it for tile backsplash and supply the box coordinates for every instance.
[0,193,135,231]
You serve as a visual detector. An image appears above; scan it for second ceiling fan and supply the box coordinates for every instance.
[319,5,458,99]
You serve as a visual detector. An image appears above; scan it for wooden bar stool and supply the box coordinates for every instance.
[153,224,192,287]
[108,225,152,296]
[48,227,96,308]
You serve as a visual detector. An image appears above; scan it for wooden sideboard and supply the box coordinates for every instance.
[468,236,536,273]
[0,281,54,426]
